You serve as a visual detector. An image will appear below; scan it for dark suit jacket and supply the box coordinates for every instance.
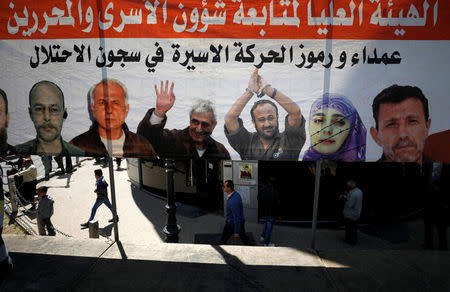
[70,122,156,159]
[16,138,84,156]
[137,108,230,160]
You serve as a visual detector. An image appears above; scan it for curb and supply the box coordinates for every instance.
[3,158,90,236]
[3,201,35,235]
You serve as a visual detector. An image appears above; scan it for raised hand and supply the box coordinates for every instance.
[257,73,268,95]
[154,80,175,118]
[248,68,260,94]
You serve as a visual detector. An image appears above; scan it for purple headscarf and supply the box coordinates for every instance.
[303,94,366,162]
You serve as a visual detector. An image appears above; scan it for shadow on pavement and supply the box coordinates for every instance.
[99,223,113,238]
[2,252,334,292]
[5,247,449,291]
[195,233,256,245]
[130,185,167,242]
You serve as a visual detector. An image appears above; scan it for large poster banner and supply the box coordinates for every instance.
[1,0,449,162]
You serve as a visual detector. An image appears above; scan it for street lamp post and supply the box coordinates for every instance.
[163,159,180,243]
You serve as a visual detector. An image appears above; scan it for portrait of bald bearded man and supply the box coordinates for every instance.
[370,84,431,163]
[15,81,84,156]
[70,79,156,158]
[0,89,15,157]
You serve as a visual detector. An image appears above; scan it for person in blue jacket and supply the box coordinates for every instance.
[80,169,117,228]
[219,180,251,245]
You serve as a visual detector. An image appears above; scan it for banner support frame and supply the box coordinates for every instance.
[311,159,322,250]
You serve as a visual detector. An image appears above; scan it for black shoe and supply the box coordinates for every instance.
[108,215,119,223]
[80,222,88,228]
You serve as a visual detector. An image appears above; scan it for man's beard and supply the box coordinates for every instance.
[256,125,279,140]
[390,138,422,162]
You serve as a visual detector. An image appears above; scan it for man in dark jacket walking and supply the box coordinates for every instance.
[219,180,251,245]
[81,169,117,228]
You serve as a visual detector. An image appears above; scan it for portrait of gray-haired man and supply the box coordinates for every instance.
[137,81,230,210]
[137,80,230,160]
[70,79,156,159]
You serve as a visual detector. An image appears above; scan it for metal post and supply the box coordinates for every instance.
[163,158,180,242]
[138,158,143,189]
[95,0,119,243]
[108,158,120,242]
[311,159,322,249]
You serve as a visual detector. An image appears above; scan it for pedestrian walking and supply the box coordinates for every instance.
[116,158,122,170]
[219,180,251,245]
[80,169,118,228]
[258,176,280,247]
[54,153,73,174]
[35,186,56,236]
[40,155,52,180]
[339,179,363,245]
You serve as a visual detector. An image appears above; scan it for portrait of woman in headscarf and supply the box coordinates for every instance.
[303,94,366,162]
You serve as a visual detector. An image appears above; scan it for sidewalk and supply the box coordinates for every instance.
[2,158,449,291]
[2,235,449,291]
[3,158,436,250]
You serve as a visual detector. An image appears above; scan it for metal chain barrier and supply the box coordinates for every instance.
[5,197,73,237]
[53,227,73,238]
[2,160,76,238]
[2,159,109,239]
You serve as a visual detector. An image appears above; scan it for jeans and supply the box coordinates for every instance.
[88,197,113,222]
[261,216,275,245]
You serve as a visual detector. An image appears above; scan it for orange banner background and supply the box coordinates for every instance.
[1,0,449,40]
